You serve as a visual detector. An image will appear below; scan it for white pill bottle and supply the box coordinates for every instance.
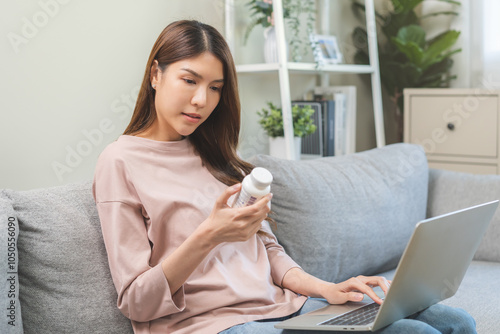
[232,167,273,208]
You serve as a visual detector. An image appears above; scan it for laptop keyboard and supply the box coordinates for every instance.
[319,302,380,326]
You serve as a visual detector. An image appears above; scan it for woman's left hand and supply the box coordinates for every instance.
[321,275,391,305]
[282,268,391,306]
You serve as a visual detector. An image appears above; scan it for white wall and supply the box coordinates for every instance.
[0,0,227,190]
[1,0,379,191]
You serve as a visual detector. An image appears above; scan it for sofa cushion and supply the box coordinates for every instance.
[439,261,500,334]
[0,196,23,333]
[376,260,498,334]
[250,143,429,283]
[427,168,500,263]
[1,182,133,334]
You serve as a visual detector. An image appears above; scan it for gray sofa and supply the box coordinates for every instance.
[1,143,499,334]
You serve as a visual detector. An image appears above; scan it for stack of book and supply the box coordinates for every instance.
[293,86,357,158]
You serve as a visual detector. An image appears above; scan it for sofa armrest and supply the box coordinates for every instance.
[1,182,133,334]
[427,168,500,263]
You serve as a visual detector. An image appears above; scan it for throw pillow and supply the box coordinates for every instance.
[249,143,429,283]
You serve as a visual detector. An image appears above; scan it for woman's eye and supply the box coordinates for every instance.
[184,79,196,85]
[210,86,221,92]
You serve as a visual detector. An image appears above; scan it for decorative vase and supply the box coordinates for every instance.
[269,136,301,160]
[263,26,279,63]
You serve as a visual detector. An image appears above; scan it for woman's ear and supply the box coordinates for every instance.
[150,60,161,89]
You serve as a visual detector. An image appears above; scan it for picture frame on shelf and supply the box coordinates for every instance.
[310,34,343,65]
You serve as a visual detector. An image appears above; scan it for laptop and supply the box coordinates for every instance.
[275,200,499,332]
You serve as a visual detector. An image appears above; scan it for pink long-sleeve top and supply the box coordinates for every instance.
[92,135,307,334]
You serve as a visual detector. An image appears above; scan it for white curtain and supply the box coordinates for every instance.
[451,0,500,89]
[481,0,500,88]
[421,0,500,89]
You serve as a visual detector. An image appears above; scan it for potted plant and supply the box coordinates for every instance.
[244,0,316,62]
[351,0,461,142]
[257,102,317,159]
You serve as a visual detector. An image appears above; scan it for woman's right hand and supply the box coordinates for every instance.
[200,183,272,245]
[161,184,271,295]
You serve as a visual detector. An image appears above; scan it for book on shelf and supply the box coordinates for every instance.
[321,99,335,157]
[333,93,346,156]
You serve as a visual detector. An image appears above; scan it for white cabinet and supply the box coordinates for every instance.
[224,0,385,159]
[404,88,500,174]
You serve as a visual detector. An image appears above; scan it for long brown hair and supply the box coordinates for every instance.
[125,20,276,233]
[124,20,253,186]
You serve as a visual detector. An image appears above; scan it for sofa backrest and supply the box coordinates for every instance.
[0,142,428,334]
[249,143,429,283]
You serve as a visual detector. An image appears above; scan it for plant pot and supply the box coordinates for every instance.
[269,136,301,160]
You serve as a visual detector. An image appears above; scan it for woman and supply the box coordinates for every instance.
[93,20,476,334]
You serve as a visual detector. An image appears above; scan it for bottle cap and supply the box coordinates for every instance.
[250,167,273,189]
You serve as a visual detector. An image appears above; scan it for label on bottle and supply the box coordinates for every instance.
[232,187,259,208]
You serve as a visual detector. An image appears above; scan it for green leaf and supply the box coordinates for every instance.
[396,25,426,48]
[352,27,369,54]
[418,57,453,86]
[380,60,422,97]
[421,30,460,69]
[391,38,424,66]
[381,11,419,40]
[436,0,461,5]
[420,11,459,20]
[391,0,424,14]
[394,62,422,86]
[254,1,272,11]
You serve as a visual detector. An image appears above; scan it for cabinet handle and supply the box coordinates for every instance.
[447,123,455,131]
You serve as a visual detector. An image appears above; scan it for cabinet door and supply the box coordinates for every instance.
[408,95,498,158]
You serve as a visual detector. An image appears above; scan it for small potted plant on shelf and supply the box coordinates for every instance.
[257,102,317,159]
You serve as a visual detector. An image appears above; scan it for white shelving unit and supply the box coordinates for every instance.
[225,0,385,159]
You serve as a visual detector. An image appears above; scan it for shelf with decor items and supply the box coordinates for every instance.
[224,0,385,159]
[404,88,500,175]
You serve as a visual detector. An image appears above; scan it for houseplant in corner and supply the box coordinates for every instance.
[351,0,461,142]
[258,102,316,159]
